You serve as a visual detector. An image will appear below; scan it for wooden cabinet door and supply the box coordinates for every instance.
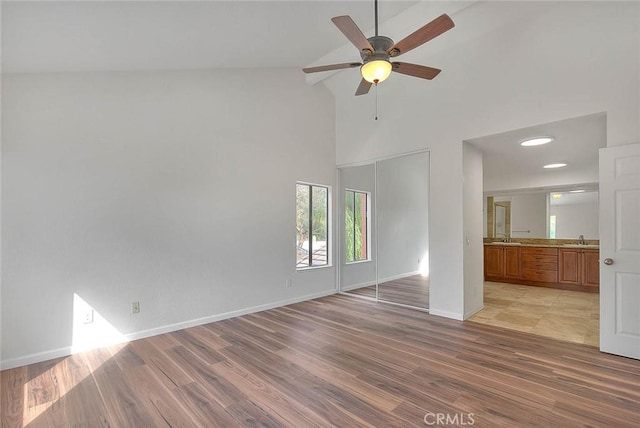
[504,247,521,279]
[559,248,581,285]
[582,250,600,288]
[484,246,504,279]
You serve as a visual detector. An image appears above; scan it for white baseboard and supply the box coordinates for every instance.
[0,289,336,371]
[340,280,376,292]
[428,308,464,321]
[464,305,484,320]
[340,271,422,292]
[378,270,421,284]
[0,346,75,371]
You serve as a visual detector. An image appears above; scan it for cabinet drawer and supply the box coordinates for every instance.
[521,248,558,258]
[522,260,557,271]
[521,269,558,283]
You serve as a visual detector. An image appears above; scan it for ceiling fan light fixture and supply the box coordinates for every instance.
[361,59,392,83]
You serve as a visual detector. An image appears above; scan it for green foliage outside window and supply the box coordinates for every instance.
[345,190,367,262]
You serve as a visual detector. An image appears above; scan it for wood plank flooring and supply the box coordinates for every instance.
[2,294,640,427]
[346,274,429,309]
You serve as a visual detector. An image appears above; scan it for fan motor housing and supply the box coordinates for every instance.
[361,36,394,63]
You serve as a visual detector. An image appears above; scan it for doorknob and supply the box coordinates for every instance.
[604,258,614,265]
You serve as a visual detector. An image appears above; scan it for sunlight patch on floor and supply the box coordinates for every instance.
[22,293,128,427]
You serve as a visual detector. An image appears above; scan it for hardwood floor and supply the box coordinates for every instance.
[2,294,639,427]
[346,274,429,309]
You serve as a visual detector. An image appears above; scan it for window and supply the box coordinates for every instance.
[345,190,369,263]
[549,215,557,239]
[296,183,329,268]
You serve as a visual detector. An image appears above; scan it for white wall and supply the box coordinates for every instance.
[376,152,430,282]
[0,2,3,362]
[1,68,336,368]
[551,202,599,239]
[463,143,483,318]
[326,1,639,319]
[339,163,376,290]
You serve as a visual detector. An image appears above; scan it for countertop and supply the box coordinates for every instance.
[484,242,599,249]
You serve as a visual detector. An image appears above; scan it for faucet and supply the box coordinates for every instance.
[497,233,511,243]
[578,234,585,245]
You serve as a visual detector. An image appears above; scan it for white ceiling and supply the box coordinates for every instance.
[1,1,609,192]
[467,113,606,193]
[1,0,418,73]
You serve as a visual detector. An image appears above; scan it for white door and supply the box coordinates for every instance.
[599,143,640,359]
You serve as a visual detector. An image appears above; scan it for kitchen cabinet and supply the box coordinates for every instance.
[559,248,600,290]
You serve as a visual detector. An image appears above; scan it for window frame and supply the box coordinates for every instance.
[344,188,371,264]
[296,181,331,270]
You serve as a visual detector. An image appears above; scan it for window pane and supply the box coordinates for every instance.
[297,183,329,269]
[296,184,310,267]
[311,186,328,266]
[355,192,367,260]
[345,191,355,262]
[345,190,368,263]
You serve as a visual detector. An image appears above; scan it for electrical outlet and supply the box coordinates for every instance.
[83,309,94,324]
[131,301,140,314]
[285,279,292,288]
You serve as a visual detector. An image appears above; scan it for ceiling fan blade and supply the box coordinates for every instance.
[355,78,372,96]
[392,62,441,80]
[303,62,361,74]
[388,14,454,57]
[332,15,374,53]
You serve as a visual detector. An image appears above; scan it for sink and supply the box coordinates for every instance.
[562,244,599,249]
[488,242,522,245]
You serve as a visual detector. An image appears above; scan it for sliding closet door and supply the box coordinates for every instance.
[376,152,430,309]
[339,164,376,299]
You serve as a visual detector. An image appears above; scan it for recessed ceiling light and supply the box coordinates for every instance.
[570,189,585,193]
[521,137,554,147]
[543,163,567,169]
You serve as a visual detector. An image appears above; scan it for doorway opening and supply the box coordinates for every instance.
[465,113,605,346]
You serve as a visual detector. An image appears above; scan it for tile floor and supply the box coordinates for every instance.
[468,281,599,346]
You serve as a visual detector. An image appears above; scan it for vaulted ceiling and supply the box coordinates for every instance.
[1,1,418,73]
[2,1,607,192]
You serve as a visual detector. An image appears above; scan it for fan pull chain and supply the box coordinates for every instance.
[375,82,379,120]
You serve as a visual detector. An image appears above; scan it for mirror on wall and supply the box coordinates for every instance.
[339,151,430,310]
[484,187,598,239]
[487,197,511,239]
[549,189,599,239]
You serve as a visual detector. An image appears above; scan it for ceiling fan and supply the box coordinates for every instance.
[303,0,454,96]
